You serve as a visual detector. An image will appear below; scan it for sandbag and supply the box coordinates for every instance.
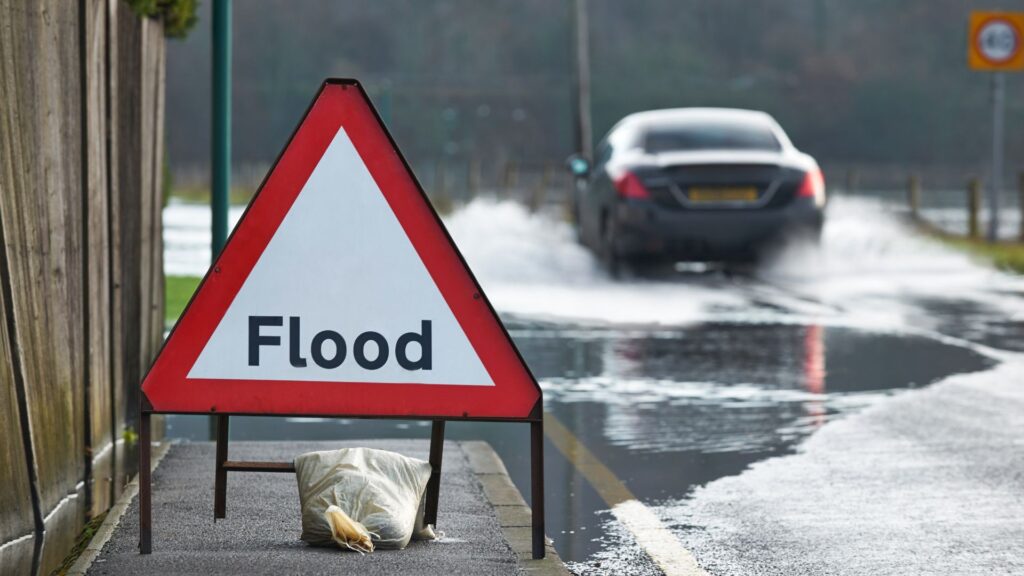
[295,447,435,551]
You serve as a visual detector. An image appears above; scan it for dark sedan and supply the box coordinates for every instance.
[568,108,825,274]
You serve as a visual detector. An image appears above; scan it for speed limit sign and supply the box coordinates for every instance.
[969,12,1024,70]
[968,12,1024,242]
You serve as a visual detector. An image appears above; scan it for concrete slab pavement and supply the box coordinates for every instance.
[80,439,568,576]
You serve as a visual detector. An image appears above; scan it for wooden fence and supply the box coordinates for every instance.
[904,172,1024,241]
[0,2,165,574]
[410,159,573,214]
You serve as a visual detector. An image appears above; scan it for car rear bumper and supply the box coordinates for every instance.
[612,198,824,262]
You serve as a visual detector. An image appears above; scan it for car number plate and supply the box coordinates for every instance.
[687,187,759,203]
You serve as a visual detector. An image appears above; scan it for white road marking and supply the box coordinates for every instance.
[544,412,708,576]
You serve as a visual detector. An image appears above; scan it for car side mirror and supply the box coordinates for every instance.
[565,154,591,177]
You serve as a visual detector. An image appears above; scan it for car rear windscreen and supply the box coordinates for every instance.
[644,120,781,153]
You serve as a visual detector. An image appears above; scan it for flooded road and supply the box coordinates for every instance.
[164,194,1024,573]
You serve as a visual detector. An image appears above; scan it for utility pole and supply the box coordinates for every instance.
[571,0,592,159]
[989,72,1005,242]
[211,0,231,440]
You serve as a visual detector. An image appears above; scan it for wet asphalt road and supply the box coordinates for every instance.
[164,195,1024,574]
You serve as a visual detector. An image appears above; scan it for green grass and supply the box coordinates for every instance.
[166,275,201,324]
[938,235,1024,274]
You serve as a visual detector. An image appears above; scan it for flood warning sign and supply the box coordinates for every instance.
[141,80,539,419]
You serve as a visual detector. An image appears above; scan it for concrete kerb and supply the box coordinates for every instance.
[459,441,570,576]
[67,441,171,576]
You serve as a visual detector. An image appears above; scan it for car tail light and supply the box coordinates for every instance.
[797,168,826,207]
[613,171,651,199]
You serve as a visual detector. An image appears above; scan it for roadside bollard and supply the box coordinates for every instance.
[1018,172,1024,242]
[467,157,481,200]
[969,177,982,240]
[502,160,518,198]
[434,161,446,199]
[907,174,921,220]
[432,162,453,215]
[530,162,554,213]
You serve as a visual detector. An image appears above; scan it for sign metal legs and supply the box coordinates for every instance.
[531,418,545,559]
[139,411,152,554]
[214,415,230,519]
[423,420,446,527]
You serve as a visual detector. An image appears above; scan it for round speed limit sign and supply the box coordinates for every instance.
[977,18,1019,64]
[970,13,1024,70]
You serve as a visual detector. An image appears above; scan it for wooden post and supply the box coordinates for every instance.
[845,169,858,194]
[423,420,445,527]
[431,162,453,214]
[1018,172,1024,243]
[502,160,518,196]
[434,160,446,200]
[467,158,481,200]
[969,178,982,240]
[907,174,920,220]
[530,163,553,213]
[213,415,229,519]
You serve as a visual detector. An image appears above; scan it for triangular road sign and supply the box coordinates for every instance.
[143,79,540,420]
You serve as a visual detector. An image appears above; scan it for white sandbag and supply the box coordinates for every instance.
[295,447,435,551]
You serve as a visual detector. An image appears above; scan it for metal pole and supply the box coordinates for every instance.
[571,0,592,159]
[989,72,1005,242]
[210,0,231,441]
[423,420,446,527]
[139,411,152,554]
[531,419,546,559]
[212,0,231,256]
[213,415,229,519]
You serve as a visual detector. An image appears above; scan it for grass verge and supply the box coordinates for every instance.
[914,218,1024,274]
[938,235,1024,274]
[166,275,201,324]
[169,185,254,205]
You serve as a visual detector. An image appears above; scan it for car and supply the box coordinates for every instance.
[567,108,825,274]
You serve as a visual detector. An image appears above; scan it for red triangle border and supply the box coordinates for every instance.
[142,79,541,420]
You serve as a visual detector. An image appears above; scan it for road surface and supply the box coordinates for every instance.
[164,194,1024,574]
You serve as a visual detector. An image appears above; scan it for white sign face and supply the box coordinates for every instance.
[188,127,494,386]
[979,19,1019,63]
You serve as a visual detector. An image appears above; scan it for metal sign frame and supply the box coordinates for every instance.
[138,79,545,559]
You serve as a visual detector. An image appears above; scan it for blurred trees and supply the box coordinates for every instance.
[165,0,1021,183]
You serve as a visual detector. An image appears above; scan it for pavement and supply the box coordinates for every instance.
[80,439,567,576]
[669,356,1024,576]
